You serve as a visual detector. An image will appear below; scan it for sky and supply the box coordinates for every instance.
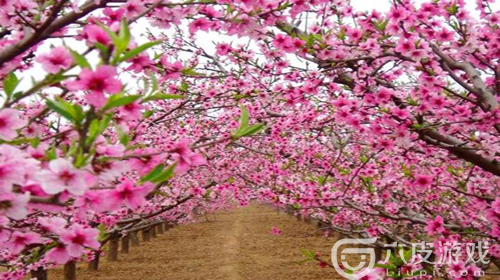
[12,0,495,94]
[351,0,491,13]
[351,0,391,12]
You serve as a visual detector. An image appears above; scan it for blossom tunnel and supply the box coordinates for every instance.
[0,0,499,279]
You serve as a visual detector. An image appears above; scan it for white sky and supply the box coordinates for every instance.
[351,0,492,12]
[12,0,495,94]
[351,0,391,12]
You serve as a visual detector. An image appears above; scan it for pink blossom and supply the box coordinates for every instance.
[190,187,206,197]
[83,25,111,46]
[118,100,144,120]
[59,224,100,257]
[437,29,454,42]
[45,244,72,264]
[38,217,67,234]
[273,34,292,50]
[491,198,500,214]
[160,58,183,80]
[108,179,153,209]
[388,6,408,22]
[94,161,129,181]
[74,190,114,212]
[352,267,386,280]
[125,54,154,73]
[36,47,73,74]
[127,148,163,175]
[446,261,466,279]
[270,227,282,235]
[102,8,124,25]
[7,231,42,254]
[38,158,89,195]
[413,174,433,189]
[122,0,145,18]
[21,183,47,197]
[215,43,232,56]
[171,138,207,174]
[188,18,212,33]
[0,193,29,220]
[0,162,24,193]
[425,216,446,235]
[395,39,415,55]
[0,217,10,243]
[96,143,126,157]
[66,65,122,108]
[0,109,27,141]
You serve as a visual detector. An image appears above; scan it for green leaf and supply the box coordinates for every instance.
[231,106,265,139]
[373,19,389,32]
[336,27,347,40]
[235,105,250,134]
[117,127,130,146]
[179,81,189,92]
[74,151,90,168]
[86,117,110,147]
[46,146,57,160]
[119,41,161,62]
[142,77,150,94]
[300,249,316,259]
[142,93,185,103]
[297,258,313,265]
[374,263,394,270]
[151,163,176,184]
[30,137,40,148]
[150,73,158,93]
[100,114,112,131]
[69,49,91,69]
[181,67,200,76]
[401,164,413,177]
[318,176,326,186]
[3,72,20,97]
[118,19,131,49]
[103,94,140,111]
[360,154,369,163]
[46,99,77,123]
[94,42,109,56]
[109,19,132,64]
[142,110,154,119]
[140,164,165,183]
[97,224,108,242]
[240,123,264,137]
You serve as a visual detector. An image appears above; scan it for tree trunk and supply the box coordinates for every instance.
[64,261,76,280]
[88,251,100,270]
[31,267,48,280]
[157,224,164,234]
[142,229,150,242]
[107,238,119,261]
[151,226,157,238]
[121,234,130,254]
[130,231,140,246]
[374,246,383,262]
[164,223,170,232]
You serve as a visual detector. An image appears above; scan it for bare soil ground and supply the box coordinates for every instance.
[50,204,342,280]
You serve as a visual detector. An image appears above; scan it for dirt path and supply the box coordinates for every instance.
[218,210,243,279]
[50,204,341,280]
